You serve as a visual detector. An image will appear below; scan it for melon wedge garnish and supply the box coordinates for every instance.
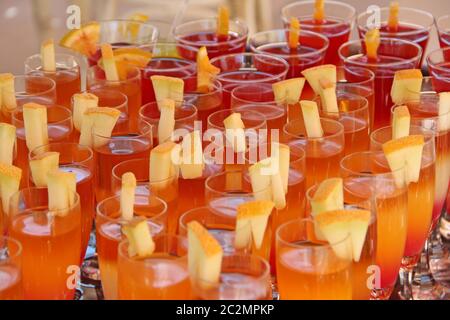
[180,130,204,179]
[0,163,21,214]
[272,78,305,105]
[197,46,220,93]
[150,141,181,189]
[392,105,410,139]
[151,75,184,109]
[301,64,336,96]
[40,39,56,72]
[313,0,325,23]
[383,135,424,186]
[271,142,290,194]
[114,47,152,68]
[47,169,76,216]
[101,43,120,81]
[391,69,422,105]
[79,107,120,147]
[300,100,323,138]
[365,28,380,61]
[315,209,371,262]
[0,123,16,166]
[187,221,223,287]
[122,218,155,258]
[0,73,17,112]
[29,151,59,187]
[217,6,229,38]
[235,200,274,250]
[158,99,176,144]
[223,112,246,153]
[120,172,136,221]
[438,92,450,132]
[288,17,300,50]
[388,2,400,32]
[23,103,49,152]
[318,78,338,113]
[72,93,98,132]
[59,22,100,57]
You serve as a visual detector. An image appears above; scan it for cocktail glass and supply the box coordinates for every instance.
[436,15,450,49]
[427,47,450,93]
[0,236,23,300]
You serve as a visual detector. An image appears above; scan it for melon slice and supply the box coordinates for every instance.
[151,75,184,109]
[79,107,120,148]
[158,99,176,144]
[438,92,450,132]
[365,28,380,61]
[180,130,204,179]
[47,169,76,216]
[122,218,155,258]
[300,100,323,138]
[313,0,325,23]
[29,151,60,187]
[388,1,400,31]
[0,73,17,112]
[40,39,56,72]
[319,78,338,113]
[120,172,136,221]
[72,93,99,132]
[197,46,220,93]
[23,103,48,152]
[150,141,181,188]
[391,69,423,105]
[272,78,305,105]
[392,105,410,139]
[0,123,16,165]
[0,163,21,214]
[217,6,229,37]
[288,17,300,49]
[301,64,336,96]
[223,112,246,153]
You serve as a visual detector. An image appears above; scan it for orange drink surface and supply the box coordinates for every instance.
[117,235,191,300]
[8,188,81,300]
[0,237,23,300]
[276,219,352,300]
[96,195,167,300]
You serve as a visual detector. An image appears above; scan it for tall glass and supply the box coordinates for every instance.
[87,19,159,66]
[96,194,167,300]
[306,186,376,300]
[173,19,248,59]
[117,234,191,300]
[340,151,409,299]
[210,53,289,108]
[192,253,271,300]
[283,118,345,189]
[9,188,81,299]
[29,142,95,262]
[0,236,23,300]
[314,91,370,155]
[87,65,142,131]
[0,75,56,123]
[142,42,198,104]
[276,219,353,299]
[339,38,422,129]
[249,29,328,80]
[436,15,450,48]
[93,118,153,202]
[12,105,73,188]
[281,0,355,65]
[111,158,179,235]
[427,47,450,93]
[25,53,81,108]
[357,7,433,65]
[139,101,197,145]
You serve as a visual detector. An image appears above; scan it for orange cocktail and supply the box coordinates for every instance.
[29,142,95,262]
[111,158,179,235]
[117,234,191,300]
[276,219,353,300]
[283,118,345,189]
[341,151,408,299]
[96,194,167,300]
[8,188,81,299]
[0,236,23,300]
[25,53,81,108]
[87,65,142,132]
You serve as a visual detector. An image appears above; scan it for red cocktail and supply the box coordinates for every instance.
[339,38,422,130]
[436,15,450,48]
[427,47,450,93]
[281,0,355,65]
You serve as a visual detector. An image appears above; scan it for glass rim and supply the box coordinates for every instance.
[337,65,375,86]
[340,150,407,178]
[210,52,290,85]
[249,29,329,59]
[245,141,306,165]
[314,92,369,116]
[281,0,356,26]
[143,42,198,73]
[276,218,352,250]
[184,79,223,98]
[96,193,168,224]
[111,158,178,186]
[71,88,129,110]
[370,124,436,147]
[357,7,435,35]
[92,118,152,140]
[0,236,22,261]
[426,47,450,73]
[139,101,198,123]
[338,38,423,69]
[283,117,345,141]
[11,186,80,213]
[193,252,270,289]
[28,142,94,165]
[390,93,450,124]
[97,19,159,43]
[231,83,278,106]
[118,233,188,263]
[9,74,56,98]
[25,53,80,71]
[12,104,72,127]
[178,205,236,233]
[436,14,450,31]
[207,108,267,131]
[87,64,141,84]
[173,18,249,48]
